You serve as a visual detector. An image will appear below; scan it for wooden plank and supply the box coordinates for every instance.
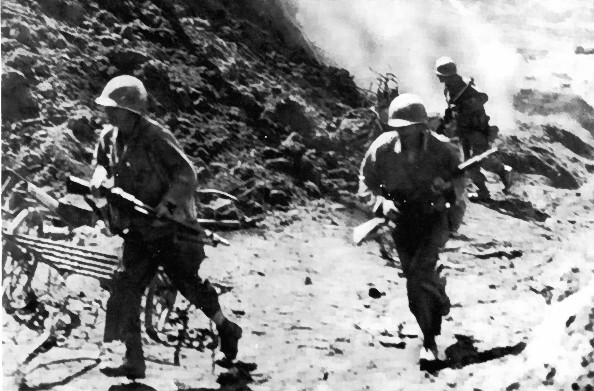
[15,237,119,267]
[39,255,114,280]
[44,262,112,281]
[23,245,118,273]
[13,234,118,260]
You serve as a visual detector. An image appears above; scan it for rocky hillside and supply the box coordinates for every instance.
[2,0,594,390]
[2,0,378,217]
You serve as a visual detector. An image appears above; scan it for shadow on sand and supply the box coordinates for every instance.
[470,196,550,223]
[107,361,257,391]
[420,334,527,373]
[18,358,100,390]
[108,383,157,391]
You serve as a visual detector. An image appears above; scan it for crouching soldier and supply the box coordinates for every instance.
[359,94,466,362]
[434,56,512,200]
[92,75,242,379]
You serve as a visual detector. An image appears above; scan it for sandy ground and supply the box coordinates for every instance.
[4,181,592,390]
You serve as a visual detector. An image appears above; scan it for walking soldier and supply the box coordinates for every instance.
[91,75,242,379]
[434,56,512,200]
[359,94,466,362]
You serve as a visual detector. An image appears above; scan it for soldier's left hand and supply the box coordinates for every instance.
[431,177,449,193]
[155,199,177,218]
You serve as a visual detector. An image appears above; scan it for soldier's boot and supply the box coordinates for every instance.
[100,361,146,379]
[500,165,513,193]
[100,341,146,379]
[217,319,242,360]
[467,165,491,201]
[471,182,491,201]
[420,336,439,362]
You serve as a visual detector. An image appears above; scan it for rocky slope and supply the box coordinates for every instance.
[2,0,376,215]
[2,0,594,390]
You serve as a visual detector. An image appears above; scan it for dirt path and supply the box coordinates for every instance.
[5,195,573,391]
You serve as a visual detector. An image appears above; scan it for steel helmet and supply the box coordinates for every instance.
[435,56,457,77]
[387,93,428,128]
[95,75,147,115]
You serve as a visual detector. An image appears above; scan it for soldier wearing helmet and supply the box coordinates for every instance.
[435,56,512,200]
[91,75,242,379]
[359,94,466,364]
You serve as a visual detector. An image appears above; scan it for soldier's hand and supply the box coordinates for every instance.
[431,177,449,193]
[155,200,176,219]
[153,201,175,228]
[382,199,399,221]
[90,166,108,198]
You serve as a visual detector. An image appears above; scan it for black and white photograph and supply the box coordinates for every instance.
[1,0,593,390]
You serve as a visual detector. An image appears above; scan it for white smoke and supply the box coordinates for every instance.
[293,0,521,130]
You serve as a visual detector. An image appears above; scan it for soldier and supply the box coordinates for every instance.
[91,75,242,379]
[434,56,511,200]
[359,94,466,362]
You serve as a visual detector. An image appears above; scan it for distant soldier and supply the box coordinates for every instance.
[92,75,242,379]
[434,56,511,200]
[359,94,466,362]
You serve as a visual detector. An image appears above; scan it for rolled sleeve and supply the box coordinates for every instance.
[148,130,197,219]
[93,127,112,174]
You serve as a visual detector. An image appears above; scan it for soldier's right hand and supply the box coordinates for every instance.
[90,166,108,198]
[382,199,399,221]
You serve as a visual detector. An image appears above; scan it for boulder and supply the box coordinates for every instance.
[47,32,69,49]
[57,194,96,227]
[119,20,151,40]
[201,198,239,220]
[1,38,22,53]
[1,68,39,121]
[280,131,306,155]
[140,60,171,91]
[38,0,85,25]
[575,46,594,55]
[297,153,320,184]
[99,34,118,47]
[11,23,38,49]
[264,157,294,173]
[140,3,165,28]
[262,147,282,160]
[268,189,291,206]
[303,181,321,198]
[36,81,56,99]
[107,48,149,72]
[67,111,96,142]
[6,48,40,76]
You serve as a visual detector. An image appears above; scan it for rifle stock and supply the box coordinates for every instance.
[456,147,498,174]
[353,148,499,245]
[67,176,229,247]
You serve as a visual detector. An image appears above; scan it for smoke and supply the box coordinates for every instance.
[293,0,521,130]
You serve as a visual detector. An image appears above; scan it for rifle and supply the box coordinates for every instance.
[352,148,498,245]
[3,169,60,213]
[67,176,230,247]
[2,169,95,227]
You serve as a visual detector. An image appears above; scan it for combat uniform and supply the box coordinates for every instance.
[95,117,222,367]
[441,76,510,198]
[359,130,466,350]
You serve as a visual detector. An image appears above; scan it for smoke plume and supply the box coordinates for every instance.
[293,0,521,130]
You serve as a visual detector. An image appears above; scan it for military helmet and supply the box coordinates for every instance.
[95,75,148,115]
[435,56,457,77]
[387,93,428,128]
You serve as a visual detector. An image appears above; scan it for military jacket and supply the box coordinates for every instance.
[443,77,490,135]
[94,117,197,238]
[359,130,466,229]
